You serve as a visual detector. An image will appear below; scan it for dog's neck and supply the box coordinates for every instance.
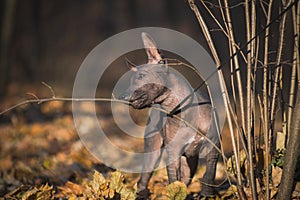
[155,73,194,113]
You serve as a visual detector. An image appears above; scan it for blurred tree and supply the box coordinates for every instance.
[0,0,16,96]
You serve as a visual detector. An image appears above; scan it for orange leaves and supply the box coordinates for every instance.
[4,184,55,200]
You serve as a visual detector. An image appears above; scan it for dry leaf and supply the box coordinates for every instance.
[56,181,85,198]
[166,181,187,200]
[221,185,237,200]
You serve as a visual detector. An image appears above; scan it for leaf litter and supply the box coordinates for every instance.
[1,98,299,199]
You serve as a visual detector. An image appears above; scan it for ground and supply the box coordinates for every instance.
[0,84,299,199]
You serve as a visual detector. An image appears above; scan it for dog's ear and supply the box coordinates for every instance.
[125,57,138,72]
[141,32,162,64]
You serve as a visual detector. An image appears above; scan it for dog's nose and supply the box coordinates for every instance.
[118,92,131,101]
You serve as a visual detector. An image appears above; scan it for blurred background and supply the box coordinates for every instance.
[0,0,221,97]
[1,0,295,153]
[0,0,293,155]
[1,0,294,102]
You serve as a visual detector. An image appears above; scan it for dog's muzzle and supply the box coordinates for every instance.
[118,90,150,109]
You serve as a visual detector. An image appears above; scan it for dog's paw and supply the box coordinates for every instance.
[199,189,219,199]
[136,188,150,199]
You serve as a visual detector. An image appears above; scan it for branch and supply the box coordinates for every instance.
[245,0,258,198]
[0,89,227,171]
[0,96,129,116]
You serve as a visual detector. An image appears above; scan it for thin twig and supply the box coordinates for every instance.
[163,58,205,80]
[287,0,300,140]
[26,92,40,101]
[269,0,290,149]
[221,0,246,194]
[152,106,226,162]
[42,81,56,98]
[0,97,128,116]
[218,0,247,196]
[224,0,246,141]
[202,1,245,9]
[1,95,227,166]
[263,0,274,198]
[245,0,258,198]
[200,1,230,39]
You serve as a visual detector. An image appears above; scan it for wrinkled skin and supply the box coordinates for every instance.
[119,33,220,199]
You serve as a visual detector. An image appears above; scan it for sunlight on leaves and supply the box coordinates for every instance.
[22,183,55,200]
[56,181,85,198]
[110,171,136,200]
[166,181,187,200]
[110,171,124,193]
[226,150,247,179]
[84,170,136,200]
[220,185,237,200]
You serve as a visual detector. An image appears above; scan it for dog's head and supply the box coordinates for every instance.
[119,33,169,109]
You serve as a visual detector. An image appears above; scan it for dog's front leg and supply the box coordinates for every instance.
[164,120,187,183]
[166,143,182,183]
[138,108,165,199]
[138,131,163,197]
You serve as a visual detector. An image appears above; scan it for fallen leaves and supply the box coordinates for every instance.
[56,181,85,198]
[4,183,55,200]
[166,181,188,200]
[58,170,137,200]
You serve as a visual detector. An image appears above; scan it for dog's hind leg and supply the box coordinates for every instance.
[200,141,220,196]
[180,155,198,186]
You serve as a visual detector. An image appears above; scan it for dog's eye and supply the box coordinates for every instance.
[137,74,145,80]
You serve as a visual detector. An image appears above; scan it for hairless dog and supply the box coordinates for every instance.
[119,32,220,199]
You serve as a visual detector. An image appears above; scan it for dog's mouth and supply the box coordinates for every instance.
[120,84,167,109]
[129,91,153,109]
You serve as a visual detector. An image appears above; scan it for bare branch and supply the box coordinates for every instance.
[1,93,227,167]
[42,81,56,98]
[26,92,40,102]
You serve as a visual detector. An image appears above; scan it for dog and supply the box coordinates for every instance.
[119,32,220,198]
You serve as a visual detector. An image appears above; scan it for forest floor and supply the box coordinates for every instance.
[0,84,299,200]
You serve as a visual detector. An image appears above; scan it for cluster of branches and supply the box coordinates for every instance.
[188,0,299,199]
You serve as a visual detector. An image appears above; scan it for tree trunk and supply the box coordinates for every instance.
[277,82,300,199]
[0,0,16,96]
